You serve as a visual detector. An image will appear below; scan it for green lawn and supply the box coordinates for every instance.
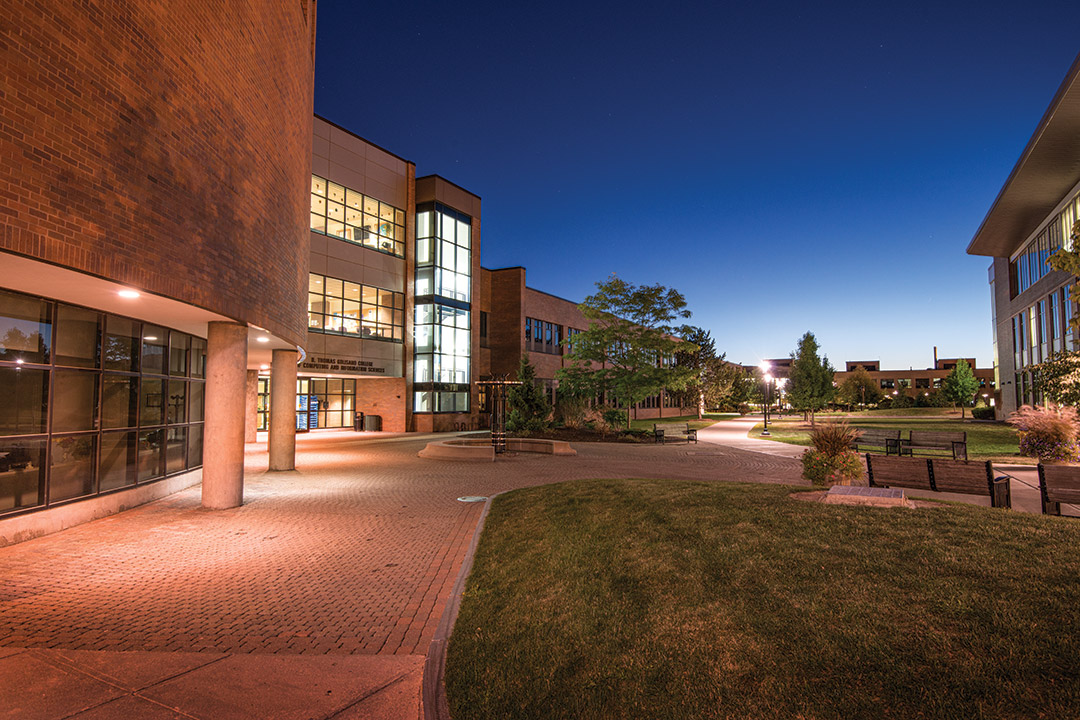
[749,417,1022,461]
[446,480,1080,720]
[628,413,738,432]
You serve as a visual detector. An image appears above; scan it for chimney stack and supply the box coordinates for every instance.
[933,346,938,369]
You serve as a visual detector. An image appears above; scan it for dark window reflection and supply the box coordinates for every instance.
[187,424,203,469]
[190,337,206,378]
[102,374,138,429]
[104,317,140,372]
[169,333,189,377]
[189,381,205,422]
[0,367,49,436]
[140,378,164,427]
[49,434,96,502]
[138,429,163,482]
[0,437,45,512]
[52,370,99,432]
[167,380,187,424]
[55,305,100,368]
[166,427,186,474]
[99,431,137,492]
[0,289,51,364]
[141,327,166,375]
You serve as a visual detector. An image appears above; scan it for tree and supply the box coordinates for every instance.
[836,365,883,409]
[674,326,715,418]
[557,274,696,428]
[786,332,835,426]
[1033,350,1080,407]
[941,359,979,418]
[506,354,552,434]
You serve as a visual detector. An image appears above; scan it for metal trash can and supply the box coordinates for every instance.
[353,412,364,431]
[363,414,381,432]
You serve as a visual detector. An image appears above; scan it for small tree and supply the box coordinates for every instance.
[1033,350,1080,407]
[836,365,883,409]
[506,354,551,435]
[557,274,696,428]
[786,332,835,426]
[941,359,979,419]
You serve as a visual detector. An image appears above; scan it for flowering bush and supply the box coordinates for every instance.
[1007,403,1080,463]
[802,422,863,485]
[802,448,863,486]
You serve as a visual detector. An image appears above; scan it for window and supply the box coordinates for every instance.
[295,378,355,429]
[414,203,473,413]
[310,175,404,258]
[880,379,895,389]
[526,317,561,355]
[0,288,205,517]
[308,273,404,342]
[915,378,930,389]
[257,377,269,431]
[1009,191,1080,297]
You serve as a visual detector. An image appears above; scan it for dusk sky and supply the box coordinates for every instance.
[313,1,1080,371]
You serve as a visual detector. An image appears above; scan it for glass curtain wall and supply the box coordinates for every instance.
[0,288,205,517]
[414,203,472,413]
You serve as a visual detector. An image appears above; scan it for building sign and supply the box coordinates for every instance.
[300,355,387,375]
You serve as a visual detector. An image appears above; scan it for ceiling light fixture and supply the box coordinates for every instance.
[118,289,140,299]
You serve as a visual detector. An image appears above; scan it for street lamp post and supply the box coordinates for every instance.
[760,361,772,436]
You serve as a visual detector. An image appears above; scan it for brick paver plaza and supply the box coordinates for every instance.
[0,424,803,718]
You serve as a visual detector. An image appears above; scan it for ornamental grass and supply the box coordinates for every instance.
[1007,402,1080,463]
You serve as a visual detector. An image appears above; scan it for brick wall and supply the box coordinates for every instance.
[354,378,407,433]
[0,0,316,346]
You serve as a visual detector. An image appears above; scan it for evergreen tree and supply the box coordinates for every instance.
[942,359,979,419]
[786,332,835,426]
[506,354,552,434]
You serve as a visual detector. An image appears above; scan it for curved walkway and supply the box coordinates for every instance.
[0,428,801,720]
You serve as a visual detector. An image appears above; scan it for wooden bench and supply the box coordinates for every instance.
[900,430,967,460]
[865,454,1010,508]
[851,428,901,455]
[654,422,697,444]
[1037,464,1080,516]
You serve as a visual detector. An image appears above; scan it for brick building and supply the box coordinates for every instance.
[0,1,317,541]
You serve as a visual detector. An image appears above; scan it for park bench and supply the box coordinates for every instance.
[851,428,901,455]
[900,430,968,460]
[865,454,1011,508]
[653,422,698,444]
[1036,464,1080,517]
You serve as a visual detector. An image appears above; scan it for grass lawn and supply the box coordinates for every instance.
[822,407,966,417]
[446,480,1080,720]
[749,417,1022,462]
[628,413,739,432]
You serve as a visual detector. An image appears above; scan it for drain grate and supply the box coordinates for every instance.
[457,496,488,503]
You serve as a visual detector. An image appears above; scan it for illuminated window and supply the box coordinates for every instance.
[310,175,405,258]
[307,273,403,342]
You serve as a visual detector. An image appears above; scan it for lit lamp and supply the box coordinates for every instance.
[760,361,772,436]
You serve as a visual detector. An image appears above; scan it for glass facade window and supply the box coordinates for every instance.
[295,377,355,430]
[310,175,405,258]
[307,273,404,342]
[0,288,205,517]
[1009,191,1080,297]
[257,377,269,431]
[414,202,473,413]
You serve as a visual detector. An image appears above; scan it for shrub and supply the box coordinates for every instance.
[971,406,996,421]
[554,393,589,429]
[802,423,863,486]
[601,408,627,432]
[810,422,859,456]
[1007,403,1080,463]
[802,448,863,486]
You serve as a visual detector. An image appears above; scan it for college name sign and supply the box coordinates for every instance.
[300,356,387,375]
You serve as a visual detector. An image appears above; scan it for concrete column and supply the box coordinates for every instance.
[245,370,259,443]
[202,321,248,509]
[269,348,298,471]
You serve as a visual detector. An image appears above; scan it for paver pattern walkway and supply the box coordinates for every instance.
[0,427,802,718]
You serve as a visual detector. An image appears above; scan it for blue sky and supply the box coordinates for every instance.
[313,1,1080,370]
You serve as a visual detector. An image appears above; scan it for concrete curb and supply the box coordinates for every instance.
[421,493,499,720]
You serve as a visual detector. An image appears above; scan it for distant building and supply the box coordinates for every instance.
[834,357,995,402]
[966,51,1080,417]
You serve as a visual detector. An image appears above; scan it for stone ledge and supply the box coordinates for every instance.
[823,485,910,508]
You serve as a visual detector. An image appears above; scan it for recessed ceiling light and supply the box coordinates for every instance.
[143,336,158,341]
[15,359,24,365]
[118,289,140,299]
[260,364,269,370]
[256,336,270,343]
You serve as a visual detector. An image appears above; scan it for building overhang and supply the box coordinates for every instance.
[967,51,1080,258]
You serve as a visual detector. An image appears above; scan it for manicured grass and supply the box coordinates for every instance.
[749,417,1022,461]
[628,413,738,432]
[823,407,964,417]
[446,480,1080,720]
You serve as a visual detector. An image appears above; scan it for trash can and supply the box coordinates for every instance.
[353,412,364,431]
[363,414,381,432]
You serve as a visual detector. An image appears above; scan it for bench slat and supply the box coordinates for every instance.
[1038,465,1080,507]
[928,459,990,495]
[866,455,933,490]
